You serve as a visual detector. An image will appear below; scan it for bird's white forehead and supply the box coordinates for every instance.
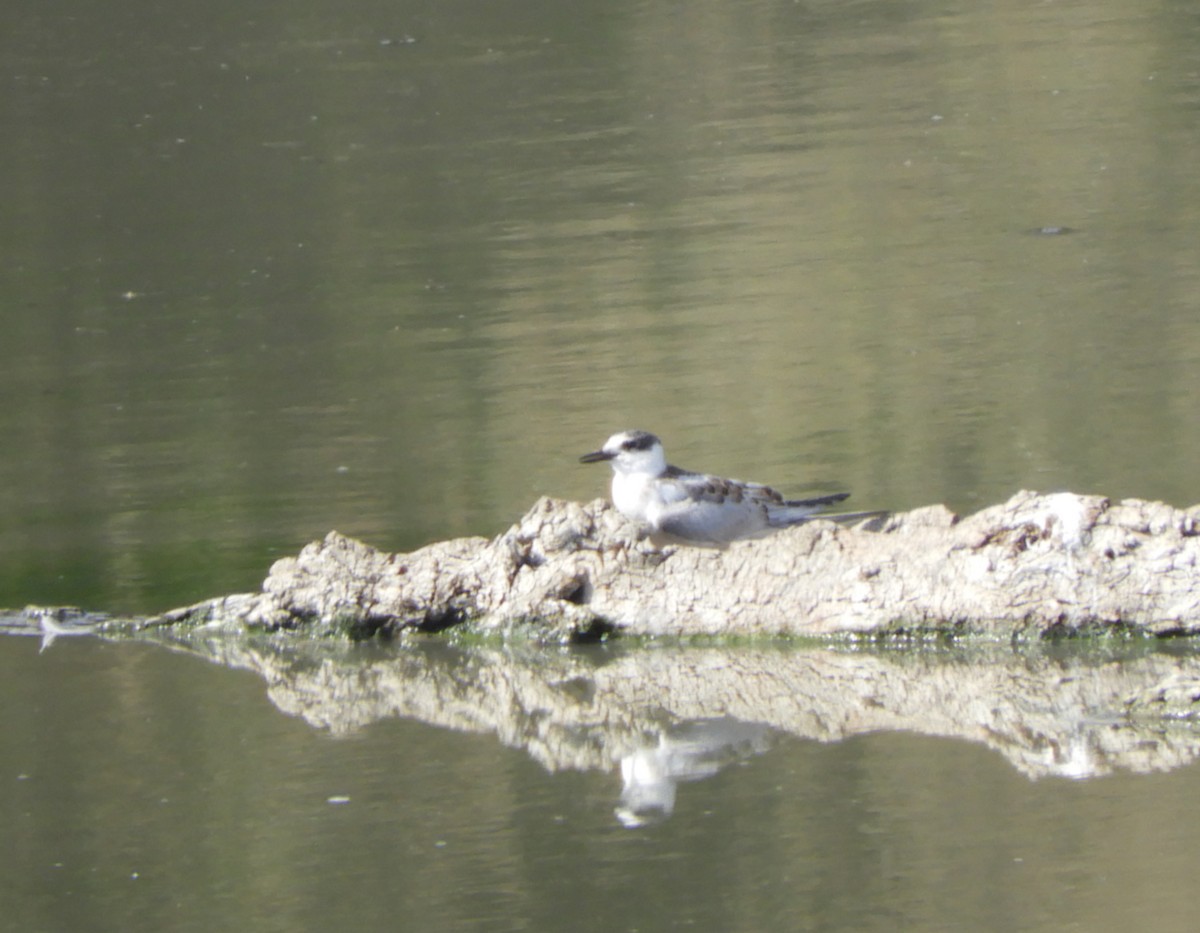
[604,430,661,453]
[604,430,636,448]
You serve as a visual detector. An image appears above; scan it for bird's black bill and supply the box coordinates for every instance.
[579,450,613,463]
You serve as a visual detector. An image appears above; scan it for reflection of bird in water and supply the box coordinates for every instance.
[23,607,102,653]
[581,430,885,545]
[615,719,774,828]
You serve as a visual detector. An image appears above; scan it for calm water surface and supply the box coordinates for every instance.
[3,0,1199,611]
[5,632,1200,932]
[3,0,1200,929]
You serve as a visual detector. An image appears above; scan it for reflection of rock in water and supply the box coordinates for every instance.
[135,635,1200,785]
[10,613,1200,822]
[616,719,774,828]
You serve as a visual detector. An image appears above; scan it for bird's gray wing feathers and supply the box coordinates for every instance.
[657,465,862,542]
[663,466,784,506]
[654,497,769,544]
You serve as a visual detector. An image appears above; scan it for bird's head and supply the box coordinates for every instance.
[580,429,667,476]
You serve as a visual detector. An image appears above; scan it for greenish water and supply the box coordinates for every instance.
[3,0,1200,929]
[4,0,1199,614]
[6,633,1200,933]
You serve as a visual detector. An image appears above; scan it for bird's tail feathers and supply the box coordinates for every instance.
[771,504,890,530]
[780,492,850,510]
[822,509,890,529]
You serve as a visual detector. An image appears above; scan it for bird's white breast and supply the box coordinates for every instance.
[611,471,658,522]
[613,471,723,535]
